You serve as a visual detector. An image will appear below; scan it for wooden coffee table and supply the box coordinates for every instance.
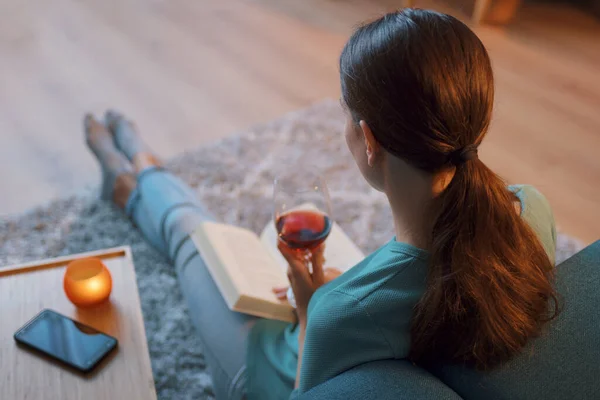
[0,247,157,400]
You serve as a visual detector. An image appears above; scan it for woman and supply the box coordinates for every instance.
[85,9,558,400]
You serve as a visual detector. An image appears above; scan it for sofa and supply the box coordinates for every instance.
[299,241,600,399]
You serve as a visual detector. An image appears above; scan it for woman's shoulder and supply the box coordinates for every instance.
[299,253,429,391]
[509,184,557,264]
[509,185,551,210]
[309,246,428,356]
[328,240,428,301]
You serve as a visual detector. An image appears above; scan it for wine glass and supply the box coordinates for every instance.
[274,167,333,252]
[274,167,332,307]
[273,167,332,308]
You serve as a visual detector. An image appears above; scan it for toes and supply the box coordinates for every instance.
[83,113,106,134]
[83,113,95,131]
[104,109,135,134]
[104,109,123,130]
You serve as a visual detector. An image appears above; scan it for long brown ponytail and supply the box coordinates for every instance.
[340,9,558,369]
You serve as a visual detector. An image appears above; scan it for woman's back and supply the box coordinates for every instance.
[247,185,556,399]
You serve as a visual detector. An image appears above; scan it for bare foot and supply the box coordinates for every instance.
[84,114,135,205]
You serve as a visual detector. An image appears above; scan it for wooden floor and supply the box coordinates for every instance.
[0,0,598,244]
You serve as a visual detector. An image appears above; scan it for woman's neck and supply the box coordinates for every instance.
[383,161,432,250]
[388,194,430,250]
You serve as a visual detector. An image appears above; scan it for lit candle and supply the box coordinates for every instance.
[64,258,112,307]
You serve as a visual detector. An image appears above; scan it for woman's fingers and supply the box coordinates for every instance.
[278,242,311,283]
[278,242,301,266]
[278,242,329,288]
[311,243,326,285]
[272,287,288,300]
[276,293,287,301]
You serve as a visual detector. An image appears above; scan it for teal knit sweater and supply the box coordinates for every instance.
[246,185,556,400]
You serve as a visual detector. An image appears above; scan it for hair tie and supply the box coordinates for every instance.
[449,144,478,165]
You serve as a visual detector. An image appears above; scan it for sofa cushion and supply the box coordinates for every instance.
[299,359,461,400]
[433,241,600,400]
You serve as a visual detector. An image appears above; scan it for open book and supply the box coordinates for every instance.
[191,212,365,323]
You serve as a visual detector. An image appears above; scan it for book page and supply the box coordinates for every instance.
[197,223,289,301]
[260,205,365,273]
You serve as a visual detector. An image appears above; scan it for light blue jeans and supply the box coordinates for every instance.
[125,167,257,400]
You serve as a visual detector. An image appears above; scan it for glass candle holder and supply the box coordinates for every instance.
[64,258,112,307]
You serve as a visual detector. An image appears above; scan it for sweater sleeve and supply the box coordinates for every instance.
[514,185,557,265]
[297,290,394,395]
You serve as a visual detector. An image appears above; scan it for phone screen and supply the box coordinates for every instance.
[14,309,118,372]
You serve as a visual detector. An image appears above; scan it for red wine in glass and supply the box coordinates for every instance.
[273,167,332,255]
[276,209,332,250]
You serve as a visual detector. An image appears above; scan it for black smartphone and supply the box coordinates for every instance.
[14,309,118,373]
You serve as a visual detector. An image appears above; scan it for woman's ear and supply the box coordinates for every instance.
[432,167,456,197]
[359,120,379,167]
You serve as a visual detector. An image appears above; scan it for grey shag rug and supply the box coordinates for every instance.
[0,100,584,399]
